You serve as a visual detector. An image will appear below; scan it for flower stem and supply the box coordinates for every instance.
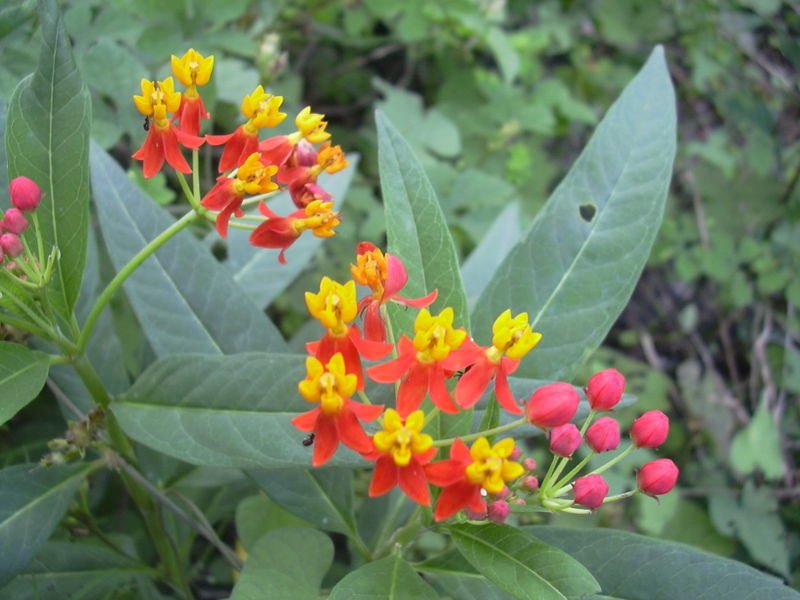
[550,451,595,492]
[588,443,636,477]
[603,489,638,504]
[431,417,527,447]
[357,390,372,405]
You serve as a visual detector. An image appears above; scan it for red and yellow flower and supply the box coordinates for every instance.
[250,200,341,264]
[350,243,437,343]
[367,409,437,505]
[292,353,383,467]
[207,85,286,172]
[258,107,333,170]
[132,77,204,178]
[367,307,471,416]
[278,142,350,209]
[454,310,542,414]
[200,152,278,237]
[170,48,214,136]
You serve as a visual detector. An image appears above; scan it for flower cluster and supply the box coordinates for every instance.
[1,177,41,263]
[131,49,345,264]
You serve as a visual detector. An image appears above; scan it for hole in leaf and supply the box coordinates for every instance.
[579,203,596,222]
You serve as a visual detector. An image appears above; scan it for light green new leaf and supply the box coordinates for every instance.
[0,342,49,426]
[234,495,311,552]
[730,397,784,480]
[112,353,364,469]
[528,526,800,600]
[376,110,469,335]
[231,528,333,600]
[472,46,676,380]
[5,0,91,319]
[328,553,438,600]
[450,523,600,600]
[90,144,286,356]
[0,463,92,585]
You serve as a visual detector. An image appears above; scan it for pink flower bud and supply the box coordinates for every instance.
[293,139,318,166]
[0,233,23,257]
[510,447,522,461]
[638,458,679,497]
[521,476,539,491]
[465,508,487,521]
[586,417,621,453]
[514,498,526,505]
[573,474,609,509]
[586,368,625,411]
[631,410,669,448]
[488,500,510,524]
[522,458,537,471]
[525,383,580,429]
[9,176,42,212]
[494,486,511,500]
[2,209,28,235]
[549,423,582,457]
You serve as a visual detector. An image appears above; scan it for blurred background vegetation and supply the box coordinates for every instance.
[1,0,798,589]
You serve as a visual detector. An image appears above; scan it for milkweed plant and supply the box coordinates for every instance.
[2,2,793,599]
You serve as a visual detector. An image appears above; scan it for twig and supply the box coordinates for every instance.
[718,317,745,403]
[47,377,86,420]
[681,168,709,248]
[753,305,777,410]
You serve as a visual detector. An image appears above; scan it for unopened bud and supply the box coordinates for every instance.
[510,447,522,461]
[631,410,669,448]
[9,176,42,212]
[525,383,579,429]
[465,507,487,521]
[2,208,28,235]
[549,423,582,457]
[586,368,625,411]
[293,139,317,166]
[522,457,537,471]
[0,233,23,257]
[494,486,511,500]
[521,476,539,491]
[637,458,679,497]
[573,474,609,509]
[586,417,620,453]
[488,500,510,523]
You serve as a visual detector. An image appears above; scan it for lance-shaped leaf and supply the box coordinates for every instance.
[0,463,92,585]
[0,342,49,426]
[449,523,600,600]
[328,553,438,600]
[418,549,516,600]
[376,111,469,335]
[90,144,286,356]
[472,47,676,381]
[528,526,800,600]
[112,353,366,469]
[5,0,91,319]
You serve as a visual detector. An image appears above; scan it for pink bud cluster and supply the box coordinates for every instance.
[1,177,42,263]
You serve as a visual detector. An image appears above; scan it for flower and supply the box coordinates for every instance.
[455,310,542,414]
[425,437,524,522]
[549,423,582,457]
[585,417,620,453]
[200,153,278,237]
[368,409,437,505]
[250,199,341,264]
[132,77,204,178]
[207,86,286,172]
[1,209,28,235]
[637,458,679,497]
[586,368,625,411]
[573,474,609,509]
[525,383,580,429]
[294,107,330,144]
[9,176,41,212]
[303,278,392,389]
[292,353,383,467]
[367,307,472,416]
[275,142,349,209]
[350,242,437,343]
[630,410,669,448]
[171,48,214,136]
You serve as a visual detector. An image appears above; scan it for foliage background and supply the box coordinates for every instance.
[0,0,798,592]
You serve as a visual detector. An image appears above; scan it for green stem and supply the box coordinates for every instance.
[550,451,595,492]
[431,417,527,447]
[603,490,638,504]
[176,172,204,216]
[588,443,636,477]
[192,151,200,200]
[31,212,46,268]
[77,210,199,355]
[357,390,372,405]
[543,410,596,494]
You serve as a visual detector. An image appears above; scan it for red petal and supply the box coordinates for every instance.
[174,126,205,149]
[249,217,299,250]
[206,132,235,146]
[429,367,459,414]
[450,438,471,462]
[349,327,393,361]
[393,289,438,309]
[502,356,520,376]
[398,459,431,505]
[424,459,465,487]
[291,408,319,432]
[455,359,494,409]
[466,488,487,514]
[384,254,409,297]
[417,447,438,464]
[339,335,366,391]
[312,415,338,467]
[434,481,477,522]
[277,166,309,186]
[441,339,483,372]
[494,367,522,414]
[163,128,192,174]
[335,408,372,454]
[258,136,292,166]
[397,363,429,417]
[349,401,384,421]
[367,353,415,384]
[362,303,386,343]
[132,129,165,178]
[369,455,398,497]
[306,340,320,356]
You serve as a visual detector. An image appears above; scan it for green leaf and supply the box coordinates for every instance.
[528,526,800,600]
[90,144,286,356]
[376,110,469,336]
[226,160,358,309]
[234,494,311,552]
[472,46,676,380]
[730,397,784,480]
[417,549,516,600]
[5,0,91,319]
[486,27,520,84]
[449,523,600,600]
[328,553,438,600]
[0,342,49,425]
[231,528,333,600]
[248,468,356,536]
[356,488,414,552]
[1,541,153,599]
[112,353,364,469]
[0,463,91,585]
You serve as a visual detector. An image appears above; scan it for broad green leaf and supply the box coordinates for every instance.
[226,159,358,309]
[112,353,364,468]
[5,0,91,319]
[1,541,153,599]
[730,397,784,480]
[357,488,414,552]
[450,523,600,600]
[235,494,311,552]
[231,528,333,600]
[418,549,516,600]
[90,144,286,356]
[248,468,356,536]
[376,110,469,335]
[0,342,49,425]
[472,46,676,381]
[528,526,800,600]
[328,553,438,600]
[0,463,91,585]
